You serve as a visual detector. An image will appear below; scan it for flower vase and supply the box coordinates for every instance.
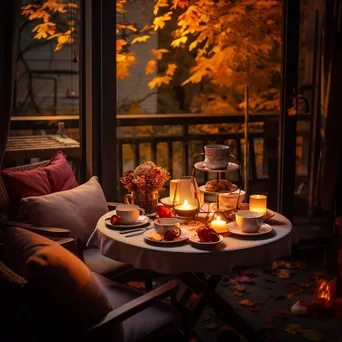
[124,190,159,217]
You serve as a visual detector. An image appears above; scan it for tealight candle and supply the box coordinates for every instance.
[174,200,198,217]
[249,194,267,215]
[210,215,227,233]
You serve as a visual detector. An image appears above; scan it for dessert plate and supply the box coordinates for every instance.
[143,228,189,244]
[189,233,224,246]
[199,184,239,195]
[227,222,272,236]
[105,215,150,230]
[194,161,240,172]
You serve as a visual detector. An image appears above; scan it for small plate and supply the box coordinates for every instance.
[105,215,150,230]
[194,161,240,172]
[189,233,224,246]
[199,184,239,195]
[160,197,174,208]
[143,228,189,244]
[227,222,273,236]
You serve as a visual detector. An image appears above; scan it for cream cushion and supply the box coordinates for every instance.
[19,176,109,243]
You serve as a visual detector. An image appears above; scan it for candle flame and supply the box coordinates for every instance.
[182,200,190,209]
[217,216,221,221]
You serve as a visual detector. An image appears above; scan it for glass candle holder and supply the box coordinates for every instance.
[249,194,267,215]
[172,176,200,218]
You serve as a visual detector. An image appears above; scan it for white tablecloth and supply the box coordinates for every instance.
[87,211,296,275]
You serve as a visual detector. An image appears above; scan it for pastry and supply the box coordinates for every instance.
[205,179,233,192]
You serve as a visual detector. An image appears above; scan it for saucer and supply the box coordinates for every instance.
[143,228,189,244]
[189,233,224,246]
[105,215,150,230]
[194,161,240,172]
[227,222,273,236]
[160,197,174,208]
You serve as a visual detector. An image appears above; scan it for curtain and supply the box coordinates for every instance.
[318,0,342,211]
[0,1,21,166]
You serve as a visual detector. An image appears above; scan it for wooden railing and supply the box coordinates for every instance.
[10,112,311,202]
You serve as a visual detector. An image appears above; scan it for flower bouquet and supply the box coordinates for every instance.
[120,161,170,215]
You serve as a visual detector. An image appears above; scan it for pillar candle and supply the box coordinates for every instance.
[249,194,267,215]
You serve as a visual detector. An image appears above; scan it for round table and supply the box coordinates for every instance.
[87,210,296,342]
[87,211,295,275]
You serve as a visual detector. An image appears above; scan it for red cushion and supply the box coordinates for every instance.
[1,168,51,218]
[44,151,78,192]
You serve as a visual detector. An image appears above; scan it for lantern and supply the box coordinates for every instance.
[172,176,200,220]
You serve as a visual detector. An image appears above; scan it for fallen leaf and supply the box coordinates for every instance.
[206,323,219,331]
[283,262,296,269]
[264,316,272,323]
[240,269,257,277]
[285,323,302,335]
[233,291,245,297]
[272,260,285,271]
[302,329,323,341]
[279,309,291,315]
[269,293,286,300]
[239,299,255,307]
[278,269,291,279]
[233,285,246,292]
[239,276,255,284]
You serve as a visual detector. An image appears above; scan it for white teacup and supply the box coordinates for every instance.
[235,210,263,233]
[116,204,145,225]
[204,144,229,170]
[154,218,181,236]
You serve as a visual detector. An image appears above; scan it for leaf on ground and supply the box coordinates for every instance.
[239,276,255,284]
[278,269,291,279]
[283,262,296,269]
[279,309,291,315]
[127,281,145,289]
[233,285,246,292]
[233,291,245,297]
[269,293,286,300]
[240,269,257,277]
[285,324,302,335]
[264,316,272,323]
[206,323,219,331]
[272,260,285,271]
[239,299,255,307]
[302,329,322,341]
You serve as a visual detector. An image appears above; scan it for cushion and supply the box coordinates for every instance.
[83,247,133,278]
[1,151,78,219]
[96,273,182,342]
[1,168,51,219]
[19,177,109,243]
[44,150,78,192]
[1,227,113,330]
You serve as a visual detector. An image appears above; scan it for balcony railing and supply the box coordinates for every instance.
[9,112,311,204]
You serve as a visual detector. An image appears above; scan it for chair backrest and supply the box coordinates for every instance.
[0,160,49,217]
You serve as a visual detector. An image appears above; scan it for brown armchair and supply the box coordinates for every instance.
[0,228,187,342]
[0,160,134,281]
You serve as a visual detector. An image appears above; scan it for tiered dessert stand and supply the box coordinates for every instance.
[192,153,243,222]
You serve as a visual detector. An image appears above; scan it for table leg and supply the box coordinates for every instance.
[179,273,263,342]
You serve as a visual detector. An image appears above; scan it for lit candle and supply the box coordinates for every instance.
[174,200,198,217]
[249,194,267,215]
[210,216,227,233]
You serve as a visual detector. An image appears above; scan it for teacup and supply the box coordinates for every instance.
[116,204,145,225]
[235,210,263,233]
[204,144,230,170]
[154,218,181,236]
